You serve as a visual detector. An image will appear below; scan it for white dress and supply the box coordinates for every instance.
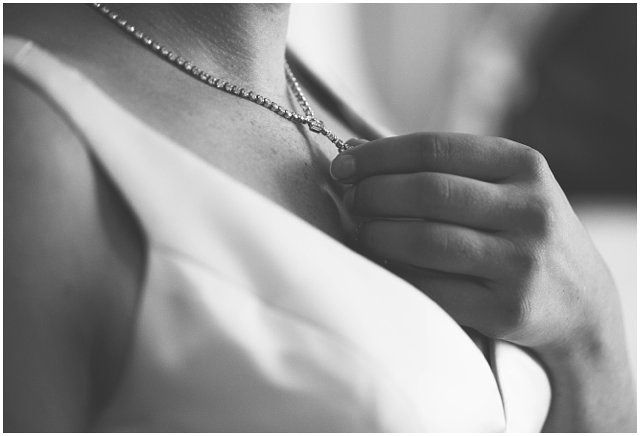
[4,36,550,432]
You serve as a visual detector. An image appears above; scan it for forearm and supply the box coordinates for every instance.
[539,322,636,432]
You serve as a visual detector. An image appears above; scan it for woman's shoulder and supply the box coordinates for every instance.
[4,4,83,39]
[4,69,146,430]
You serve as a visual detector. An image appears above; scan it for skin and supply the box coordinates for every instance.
[4,3,635,432]
[5,4,351,431]
[331,134,636,431]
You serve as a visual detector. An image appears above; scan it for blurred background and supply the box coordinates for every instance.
[289,3,636,374]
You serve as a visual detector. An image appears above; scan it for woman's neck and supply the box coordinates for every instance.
[111,4,291,97]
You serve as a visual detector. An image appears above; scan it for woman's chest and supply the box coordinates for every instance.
[133,88,353,242]
[98,67,356,242]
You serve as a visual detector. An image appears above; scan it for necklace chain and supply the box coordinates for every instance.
[92,4,348,152]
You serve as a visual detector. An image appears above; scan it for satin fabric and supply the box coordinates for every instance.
[5,36,550,432]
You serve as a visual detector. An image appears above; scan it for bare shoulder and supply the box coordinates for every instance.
[4,70,145,430]
[4,4,79,36]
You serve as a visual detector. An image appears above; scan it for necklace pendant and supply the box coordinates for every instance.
[306,117,325,133]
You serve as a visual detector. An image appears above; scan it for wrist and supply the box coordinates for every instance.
[536,259,622,366]
[534,320,607,368]
[533,302,636,432]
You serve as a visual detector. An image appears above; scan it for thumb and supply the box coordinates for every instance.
[330,138,369,181]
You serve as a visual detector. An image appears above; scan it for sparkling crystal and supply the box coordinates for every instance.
[95,4,339,148]
[307,118,325,133]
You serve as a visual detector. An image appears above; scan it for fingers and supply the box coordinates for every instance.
[330,132,533,183]
[331,134,559,343]
[345,172,511,231]
[358,220,511,278]
[393,264,525,338]
[391,265,500,332]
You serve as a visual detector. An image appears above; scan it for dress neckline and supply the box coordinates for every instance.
[4,35,552,432]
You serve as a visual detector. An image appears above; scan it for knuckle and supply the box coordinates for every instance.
[420,173,453,209]
[435,229,482,264]
[490,295,531,338]
[495,136,519,147]
[458,236,483,264]
[523,193,557,235]
[504,236,544,282]
[433,135,452,162]
[510,247,540,275]
[436,175,453,204]
[518,146,549,179]
[502,296,530,333]
[422,134,452,167]
[495,136,528,153]
[426,226,451,258]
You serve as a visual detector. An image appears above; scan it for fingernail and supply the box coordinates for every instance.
[330,154,356,180]
[345,138,368,148]
[343,187,356,211]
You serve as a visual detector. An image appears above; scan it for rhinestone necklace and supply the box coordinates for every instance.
[92,4,348,152]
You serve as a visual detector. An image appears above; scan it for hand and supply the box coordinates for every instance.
[331,133,619,353]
